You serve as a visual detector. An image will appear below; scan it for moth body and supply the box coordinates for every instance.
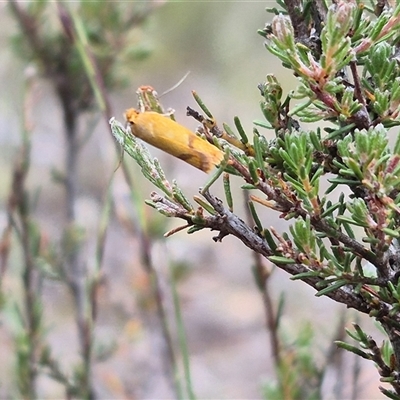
[125,109,224,173]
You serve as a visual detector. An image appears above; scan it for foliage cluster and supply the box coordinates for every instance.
[112,1,400,398]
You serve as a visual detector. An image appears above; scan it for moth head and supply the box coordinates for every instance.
[124,108,140,127]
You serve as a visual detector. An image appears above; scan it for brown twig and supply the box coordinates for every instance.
[283,0,309,42]
[228,157,380,270]
[194,190,395,318]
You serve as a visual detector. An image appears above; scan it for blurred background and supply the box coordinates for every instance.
[0,1,384,399]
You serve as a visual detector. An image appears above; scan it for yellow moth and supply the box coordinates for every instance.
[125,108,224,173]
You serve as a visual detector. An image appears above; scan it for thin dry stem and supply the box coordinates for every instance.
[57,5,180,396]
[243,192,281,366]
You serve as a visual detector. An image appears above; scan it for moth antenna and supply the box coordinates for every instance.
[160,71,191,97]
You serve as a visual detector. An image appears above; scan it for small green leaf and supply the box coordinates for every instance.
[269,256,296,264]
[335,341,371,360]
[315,280,347,296]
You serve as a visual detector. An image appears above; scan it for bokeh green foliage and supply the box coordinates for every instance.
[10,0,153,112]
[112,1,400,398]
